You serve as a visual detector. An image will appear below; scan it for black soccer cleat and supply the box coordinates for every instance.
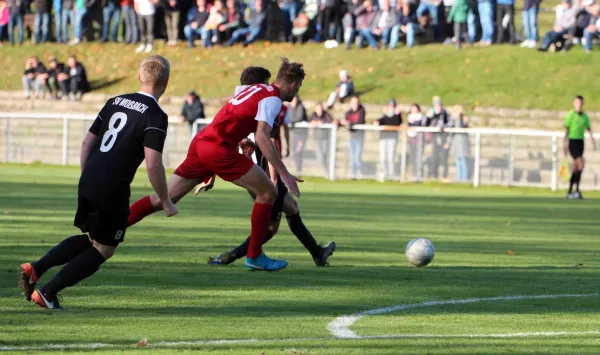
[207,251,238,265]
[314,241,336,267]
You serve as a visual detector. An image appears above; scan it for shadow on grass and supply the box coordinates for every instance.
[89,76,127,91]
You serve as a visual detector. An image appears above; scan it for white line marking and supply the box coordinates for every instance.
[327,293,600,338]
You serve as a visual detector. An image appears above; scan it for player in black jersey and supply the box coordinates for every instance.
[18,56,178,309]
[203,67,336,267]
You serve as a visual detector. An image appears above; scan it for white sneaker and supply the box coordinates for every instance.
[519,40,529,47]
[136,44,146,53]
[69,38,80,46]
[144,44,153,53]
[528,40,537,48]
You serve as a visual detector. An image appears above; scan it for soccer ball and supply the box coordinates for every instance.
[405,238,435,267]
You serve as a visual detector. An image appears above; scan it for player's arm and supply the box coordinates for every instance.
[268,137,279,185]
[283,124,290,157]
[563,127,569,156]
[588,126,597,151]
[80,132,98,172]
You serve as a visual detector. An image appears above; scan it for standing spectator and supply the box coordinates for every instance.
[407,103,427,178]
[0,0,8,47]
[374,99,402,182]
[520,0,541,48]
[326,69,354,109]
[441,0,454,43]
[466,0,477,42]
[289,96,308,176]
[226,0,265,46]
[342,0,361,46]
[47,57,69,99]
[496,0,515,44]
[202,0,225,48]
[346,0,377,49]
[61,0,74,43]
[310,103,334,176]
[218,0,241,42]
[448,0,470,49]
[537,0,576,51]
[369,0,397,49]
[69,0,88,45]
[135,0,156,52]
[66,55,90,100]
[390,0,419,48]
[122,0,138,43]
[34,0,51,43]
[53,0,61,42]
[583,4,599,53]
[280,0,298,41]
[321,0,342,47]
[416,0,441,41]
[180,91,205,131]
[7,0,24,45]
[477,0,493,45]
[102,0,121,42]
[341,95,366,179]
[446,105,471,182]
[426,96,450,180]
[184,0,209,47]
[162,0,179,46]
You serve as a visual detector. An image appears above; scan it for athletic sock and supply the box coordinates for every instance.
[569,173,576,193]
[247,202,272,258]
[231,230,275,259]
[41,247,106,296]
[574,171,582,192]
[31,234,92,277]
[286,213,321,258]
[128,196,156,227]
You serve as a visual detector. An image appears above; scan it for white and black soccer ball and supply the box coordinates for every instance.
[405,238,435,267]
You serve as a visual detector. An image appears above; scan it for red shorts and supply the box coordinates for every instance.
[174,138,254,183]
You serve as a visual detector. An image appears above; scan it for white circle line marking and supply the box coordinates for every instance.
[327,293,600,339]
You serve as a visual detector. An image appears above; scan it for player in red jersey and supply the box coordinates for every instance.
[128,58,305,271]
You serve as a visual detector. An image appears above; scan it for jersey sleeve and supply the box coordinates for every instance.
[89,103,111,135]
[144,112,168,153]
[255,96,282,127]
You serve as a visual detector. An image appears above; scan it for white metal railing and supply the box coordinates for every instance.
[2,113,599,191]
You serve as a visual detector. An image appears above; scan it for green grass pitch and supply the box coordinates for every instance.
[1,164,599,354]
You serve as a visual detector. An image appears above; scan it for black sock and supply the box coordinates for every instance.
[569,172,577,193]
[41,247,106,296]
[32,234,92,277]
[574,171,582,192]
[286,213,321,258]
[231,230,274,259]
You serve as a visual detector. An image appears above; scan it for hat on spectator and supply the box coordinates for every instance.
[582,0,594,6]
[432,96,442,105]
[388,99,397,106]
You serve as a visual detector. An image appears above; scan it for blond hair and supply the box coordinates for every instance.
[139,55,170,86]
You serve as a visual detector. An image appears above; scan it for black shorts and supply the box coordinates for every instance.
[247,178,288,224]
[74,196,128,246]
[569,139,584,159]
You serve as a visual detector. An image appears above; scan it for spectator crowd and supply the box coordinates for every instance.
[21,55,90,99]
[0,0,598,51]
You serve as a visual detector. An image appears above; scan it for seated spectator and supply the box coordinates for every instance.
[135,0,158,53]
[0,0,8,47]
[570,0,593,41]
[448,0,470,49]
[22,57,48,99]
[47,57,69,100]
[583,4,599,53]
[374,98,402,181]
[538,0,576,51]
[226,0,265,46]
[416,0,441,41]
[391,0,419,48]
[202,0,225,48]
[496,0,515,44]
[340,95,366,179]
[184,0,210,48]
[368,0,397,49]
[446,105,471,182]
[326,69,354,109]
[162,0,179,46]
[7,0,25,46]
[218,0,242,41]
[280,0,299,41]
[66,55,90,100]
[310,102,334,175]
[291,0,319,44]
[180,91,205,131]
[345,0,377,49]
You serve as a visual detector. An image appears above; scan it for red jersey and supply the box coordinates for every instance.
[197,84,282,147]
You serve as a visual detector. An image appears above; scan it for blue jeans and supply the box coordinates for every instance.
[540,29,567,50]
[416,2,439,40]
[61,9,73,42]
[380,27,392,47]
[53,0,62,42]
[202,28,215,47]
[584,28,599,51]
[73,8,87,40]
[102,2,121,42]
[34,12,50,43]
[359,28,378,48]
[349,134,364,177]
[478,1,493,42]
[455,157,469,181]
[522,6,538,41]
[467,8,477,42]
[390,23,418,48]
[184,24,203,47]
[227,26,261,45]
[122,5,137,43]
[8,13,24,45]
[280,2,298,38]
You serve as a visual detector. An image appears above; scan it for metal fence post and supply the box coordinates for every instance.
[62,117,69,166]
[474,132,481,188]
[399,129,408,182]
[551,135,558,191]
[192,119,199,139]
[508,135,515,186]
[417,132,424,182]
[328,124,338,181]
[5,118,10,163]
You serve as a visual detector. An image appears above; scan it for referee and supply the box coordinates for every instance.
[564,95,597,199]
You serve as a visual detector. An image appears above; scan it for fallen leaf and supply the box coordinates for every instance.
[367,66,374,73]
[507,250,515,255]
[3,210,10,215]
[136,339,148,347]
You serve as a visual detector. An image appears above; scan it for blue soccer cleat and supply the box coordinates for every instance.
[244,253,288,272]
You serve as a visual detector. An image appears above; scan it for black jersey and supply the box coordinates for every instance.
[78,92,168,204]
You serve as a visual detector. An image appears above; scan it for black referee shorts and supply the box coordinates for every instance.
[569,139,584,159]
[247,178,289,224]
[74,196,129,247]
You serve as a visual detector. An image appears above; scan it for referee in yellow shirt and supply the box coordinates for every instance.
[564,95,597,199]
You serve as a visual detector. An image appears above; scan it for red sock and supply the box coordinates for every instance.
[247,202,273,258]
[128,196,156,227]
